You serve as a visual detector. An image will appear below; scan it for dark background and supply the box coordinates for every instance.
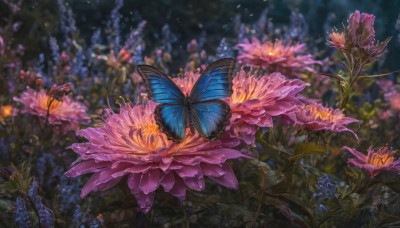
[1,0,400,71]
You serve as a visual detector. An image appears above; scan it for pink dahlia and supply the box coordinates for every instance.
[343,146,400,177]
[13,87,90,134]
[236,37,321,77]
[296,104,359,139]
[225,70,308,145]
[65,101,249,213]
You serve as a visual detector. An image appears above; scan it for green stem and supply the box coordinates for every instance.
[249,171,265,228]
[40,97,55,140]
[78,199,92,228]
[339,60,365,110]
[181,201,190,228]
[26,195,42,228]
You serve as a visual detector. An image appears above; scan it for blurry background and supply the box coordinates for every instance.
[1,0,399,71]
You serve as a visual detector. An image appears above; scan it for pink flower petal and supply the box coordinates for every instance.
[134,191,155,213]
[160,172,175,192]
[207,163,239,189]
[167,175,187,200]
[139,169,161,194]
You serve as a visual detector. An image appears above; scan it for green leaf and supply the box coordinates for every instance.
[268,193,318,227]
[250,160,284,189]
[6,162,32,194]
[358,70,400,79]
[291,143,325,161]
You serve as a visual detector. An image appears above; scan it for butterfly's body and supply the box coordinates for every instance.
[183,96,196,134]
[138,58,235,143]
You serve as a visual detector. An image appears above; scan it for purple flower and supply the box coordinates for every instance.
[343,146,400,177]
[13,87,90,134]
[328,10,390,63]
[236,37,321,77]
[65,101,249,213]
[347,10,376,49]
[226,70,308,145]
[295,104,359,139]
[15,198,31,228]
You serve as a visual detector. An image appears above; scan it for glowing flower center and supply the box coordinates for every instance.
[135,122,160,135]
[0,105,12,119]
[368,153,394,167]
[131,121,168,152]
[230,78,259,103]
[307,104,344,122]
[39,96,63,111]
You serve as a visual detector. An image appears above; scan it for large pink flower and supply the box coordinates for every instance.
[343,146,400,177]
[236,37,321,77]
[225,70,308,145]
[13,87,90,134]
[296,104,359,139]
[65,101,249,213]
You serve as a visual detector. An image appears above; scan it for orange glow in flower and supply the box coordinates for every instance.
[236,37,321,77]
[296,103,359,139]
[307,104,344,122]
[0,105,12,119]
[13,87,90,134]
[344,146,400,177]
[135,122,160,136]
[230,75,259,104]
[38,95,63,112]
[368,150,395,167]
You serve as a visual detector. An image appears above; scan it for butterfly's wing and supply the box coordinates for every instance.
[190,100,231,141]
[154,104,187,142]
[137,65,187,142]
[137,65,185,104]
[189,58,235,102]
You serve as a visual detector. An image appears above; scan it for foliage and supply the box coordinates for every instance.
[1,0,400,227]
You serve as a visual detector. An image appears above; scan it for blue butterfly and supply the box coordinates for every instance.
[137,58,235,143]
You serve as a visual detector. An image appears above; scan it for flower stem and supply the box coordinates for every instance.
[40,97,55,140]
[26,195,42,228]
[249,171,265,228]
